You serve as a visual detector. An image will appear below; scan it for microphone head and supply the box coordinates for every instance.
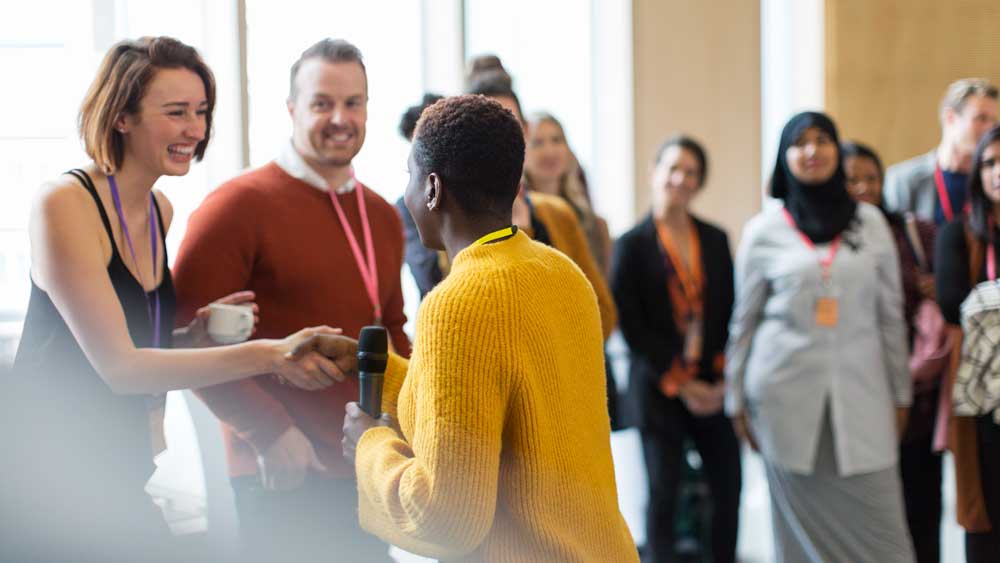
[358,325,388,354]
[357,325,388,373]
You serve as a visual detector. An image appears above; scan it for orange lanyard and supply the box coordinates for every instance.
[655,219,704,313]
[328,183,381,324]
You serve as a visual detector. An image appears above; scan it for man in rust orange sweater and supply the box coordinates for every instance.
[173,39,407,562]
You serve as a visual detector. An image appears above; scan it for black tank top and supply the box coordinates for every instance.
[10,169,176,492]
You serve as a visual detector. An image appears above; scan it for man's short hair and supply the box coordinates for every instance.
[940,78,998,119]
[412,95,525,218]
[288,39,366,100]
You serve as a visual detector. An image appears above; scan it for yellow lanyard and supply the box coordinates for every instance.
[473,225,518,246]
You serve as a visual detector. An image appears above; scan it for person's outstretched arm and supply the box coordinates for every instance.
[28,177,341,395]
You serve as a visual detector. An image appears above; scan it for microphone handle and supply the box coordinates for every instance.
[359,371,383,418]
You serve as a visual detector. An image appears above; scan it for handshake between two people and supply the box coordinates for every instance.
[259,330,395,490]
[179,291,393,490]
[175,290,364,391]
[281,332,396,467]
[272,328,361,390]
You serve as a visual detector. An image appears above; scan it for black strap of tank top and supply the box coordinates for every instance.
[523,194,552,247]
[149,190,168,253]
[66,169,116,244]
[65,168,169,267]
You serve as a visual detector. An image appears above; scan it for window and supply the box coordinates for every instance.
[0,2,93,358]
[465,0,595,196]
[0,1,245,362]
[463,0,634,235]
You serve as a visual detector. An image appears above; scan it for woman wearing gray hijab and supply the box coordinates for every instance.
[725,112,915,562]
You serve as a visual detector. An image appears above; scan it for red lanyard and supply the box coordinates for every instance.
[781,209,841,281]
[328,183,381,324]
[933,165,954,222]
[933,165,970,222]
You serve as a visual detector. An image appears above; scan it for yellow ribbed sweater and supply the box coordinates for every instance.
[355,231,637,562]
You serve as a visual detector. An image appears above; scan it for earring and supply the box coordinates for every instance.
[426,202,433,210]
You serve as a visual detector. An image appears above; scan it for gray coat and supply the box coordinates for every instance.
[883,151,937,221]
[725,203,911,476]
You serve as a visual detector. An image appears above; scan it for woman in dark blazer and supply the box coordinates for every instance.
[611,135,740,563]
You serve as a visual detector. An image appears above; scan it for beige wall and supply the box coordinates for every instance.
[632,0,762,244]
[825,0,1000,168]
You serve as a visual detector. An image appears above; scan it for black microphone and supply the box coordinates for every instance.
[357,326,388,418]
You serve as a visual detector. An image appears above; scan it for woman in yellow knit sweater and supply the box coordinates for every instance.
[293,95,637,561]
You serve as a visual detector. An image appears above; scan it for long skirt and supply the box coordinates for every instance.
[764,410,916,563]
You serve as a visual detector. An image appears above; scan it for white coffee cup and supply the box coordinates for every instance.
[207,303,254,344]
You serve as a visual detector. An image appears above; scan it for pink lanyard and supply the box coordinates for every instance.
[108,174,161,347]
[989,221,997,281]
[781,209,841,282]
[328,182,381,324]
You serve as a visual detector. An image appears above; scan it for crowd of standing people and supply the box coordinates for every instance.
[2,33,999,563]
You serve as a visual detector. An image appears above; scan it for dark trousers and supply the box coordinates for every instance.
[232,474,391,563]
[966,415,1000,563]
[639,405,741,563]
[899,390,944,563]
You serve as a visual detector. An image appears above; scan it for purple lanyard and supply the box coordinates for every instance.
[108,175,161,348]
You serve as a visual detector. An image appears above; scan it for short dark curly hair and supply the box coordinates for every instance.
[413,95,525,218]
[399,93,443,141]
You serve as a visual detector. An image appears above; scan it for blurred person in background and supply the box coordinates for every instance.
[524,111,614,276]
[885,78,998,225]
[612,134,741,563]
[933,124,1000,563]
[395,93,446,299]
[844,141,945,563]
[726,112,914,562]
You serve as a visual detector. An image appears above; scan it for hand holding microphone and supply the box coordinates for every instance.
[285,325,394,464]
[343,326,392,464]
[342,402,393,465]
[357,326,388,417]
